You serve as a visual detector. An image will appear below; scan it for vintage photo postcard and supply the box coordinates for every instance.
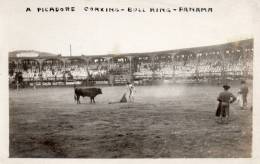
[1,0,260,163]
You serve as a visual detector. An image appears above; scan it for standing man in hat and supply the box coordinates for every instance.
[238,80,249,110]
[216,84,237,123]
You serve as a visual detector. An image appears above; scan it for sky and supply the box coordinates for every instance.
[1,0,255,56]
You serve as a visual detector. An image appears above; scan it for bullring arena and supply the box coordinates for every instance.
[9,39,253,158]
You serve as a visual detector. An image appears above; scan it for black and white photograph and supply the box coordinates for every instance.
[1,0,260,162]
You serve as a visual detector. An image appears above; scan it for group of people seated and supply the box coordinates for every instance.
[9,51,253,82]
[67,65,88,79]
[109,63,130,75]
[134,62,174,78]
[9,62,109,82]
[174,66,196,77]
[134,63,153,77]
[133,53,253,79]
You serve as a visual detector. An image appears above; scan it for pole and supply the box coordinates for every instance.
[70,44,72,56]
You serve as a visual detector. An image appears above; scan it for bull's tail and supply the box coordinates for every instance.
[74,86,77,102]
[74,94,77,102]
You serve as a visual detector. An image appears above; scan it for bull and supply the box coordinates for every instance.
[74,87,102,104]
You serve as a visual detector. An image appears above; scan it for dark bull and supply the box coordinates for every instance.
[74,87,102,104]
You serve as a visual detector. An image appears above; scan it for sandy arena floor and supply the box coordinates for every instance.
[9,84,252,158]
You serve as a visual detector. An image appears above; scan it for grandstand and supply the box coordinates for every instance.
[8,39,253,87]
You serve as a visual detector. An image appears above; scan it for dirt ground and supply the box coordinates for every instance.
[9,84,252,158]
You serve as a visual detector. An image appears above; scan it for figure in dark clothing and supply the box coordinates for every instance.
[238,80,249,110]
[216,84,236,123]
[15,72,23,90]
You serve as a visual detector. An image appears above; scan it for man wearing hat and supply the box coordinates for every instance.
[216,84,237,123]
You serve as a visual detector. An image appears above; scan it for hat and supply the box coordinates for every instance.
[223,84,231,90]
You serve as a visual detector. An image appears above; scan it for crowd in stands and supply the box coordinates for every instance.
[9,47,254,84]
[174,54,197,77]
[133,56,153,78]
[134,63,153,78]
[153,55,173,78]
[197,52,222,76]
[133,49,253,79]
[109,57,130,75]
[88,62,109,81]
[157,63,173,78]
[65,61,88,80]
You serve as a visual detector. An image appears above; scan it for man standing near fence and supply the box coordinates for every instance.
[239,80,249,110]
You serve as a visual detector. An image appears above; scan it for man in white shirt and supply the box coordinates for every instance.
[127,82,136,102]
